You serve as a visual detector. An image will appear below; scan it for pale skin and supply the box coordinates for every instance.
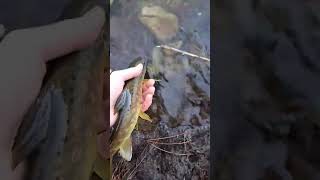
[0,6,154,179]
[110,65,155,127]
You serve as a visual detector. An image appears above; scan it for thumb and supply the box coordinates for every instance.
[116,63,143,81]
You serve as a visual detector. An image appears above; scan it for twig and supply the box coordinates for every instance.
[126,144,151,179]
[156,45,210,62]
[146,132,186,141]
[150,144,190,156]
[116,132,192,179]
[112,158,129,180]
[184,134,187,152]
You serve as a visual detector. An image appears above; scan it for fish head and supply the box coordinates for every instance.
[127,57,149,80]
[128,57,145,68]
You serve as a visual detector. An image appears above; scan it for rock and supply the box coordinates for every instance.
[165,0,183,9]
[139,6,179,42]
[151,46,164,75]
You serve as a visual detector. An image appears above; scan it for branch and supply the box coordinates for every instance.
[156,45,210,62]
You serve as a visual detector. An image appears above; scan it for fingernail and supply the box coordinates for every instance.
[136,63,143,69]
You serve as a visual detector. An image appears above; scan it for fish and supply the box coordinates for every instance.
[10,0,108,180]
[110,57,152,161]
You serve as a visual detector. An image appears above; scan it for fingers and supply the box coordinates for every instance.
[109,101,118,127]
[4,6,105,62]
[141,83,155,112]
[147,79,155,86]
[142,94,153,112]
[110,112,118,127]
[42,6,105,61]
[143,79,155,91]
[114,63,143,81]
[143,86,155,97]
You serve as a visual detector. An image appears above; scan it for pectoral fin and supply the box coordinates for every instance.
[11,89,52,169]
[139,112,152,122]
[93,154,110,180]
[119,137,132,161]
[114,89,131,113]
[110,90,131,141]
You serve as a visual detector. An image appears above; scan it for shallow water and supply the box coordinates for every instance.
[110,0,210,179]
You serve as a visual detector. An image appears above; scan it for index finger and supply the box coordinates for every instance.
[115,63,143,81]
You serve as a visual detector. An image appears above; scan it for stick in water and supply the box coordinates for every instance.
[156,45,210,62]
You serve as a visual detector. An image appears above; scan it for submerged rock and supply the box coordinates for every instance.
[139,5,179,42]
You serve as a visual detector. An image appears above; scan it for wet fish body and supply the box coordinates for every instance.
[110,57,149,161]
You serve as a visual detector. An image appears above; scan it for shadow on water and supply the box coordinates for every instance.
[110,0,210,179]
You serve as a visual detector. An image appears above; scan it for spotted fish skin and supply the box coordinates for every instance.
[110,57,147,160]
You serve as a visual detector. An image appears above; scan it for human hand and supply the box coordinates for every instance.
[109,64,155,127]
[0,6,105,180]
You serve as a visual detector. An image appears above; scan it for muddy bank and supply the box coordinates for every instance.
[110,0,210,179]
[213,0,320,179]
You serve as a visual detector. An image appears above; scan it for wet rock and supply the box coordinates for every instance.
[150,46,165,75]
[139,5,179,42]
[160,69,186,118]
[165,0,184,9]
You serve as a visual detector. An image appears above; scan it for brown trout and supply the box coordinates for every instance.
[11,1,108,180]
[110,57,151,161]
